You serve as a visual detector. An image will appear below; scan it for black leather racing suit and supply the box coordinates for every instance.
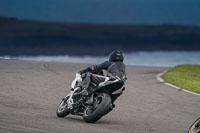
[79,61,126,93]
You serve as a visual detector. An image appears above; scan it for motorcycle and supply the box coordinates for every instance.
[188,117,200,133]
[56,72,126,123]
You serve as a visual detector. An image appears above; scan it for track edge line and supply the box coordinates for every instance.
[156,70,200,96]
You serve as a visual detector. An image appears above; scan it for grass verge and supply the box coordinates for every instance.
[161,64,200,94]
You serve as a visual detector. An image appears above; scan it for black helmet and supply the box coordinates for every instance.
[109,50,124,62]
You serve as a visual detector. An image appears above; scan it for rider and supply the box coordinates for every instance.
[75,50,126,96]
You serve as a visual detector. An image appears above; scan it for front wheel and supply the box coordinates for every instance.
[188,117,200,133]
[83,93,111,123]
[56,96,70,118]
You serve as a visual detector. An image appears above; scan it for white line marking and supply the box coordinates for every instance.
[156,70,200,96]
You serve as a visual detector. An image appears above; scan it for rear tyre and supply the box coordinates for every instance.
[83,93,111,123]
[56,97,70,118]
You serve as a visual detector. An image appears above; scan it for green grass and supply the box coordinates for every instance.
[161,64,200,94]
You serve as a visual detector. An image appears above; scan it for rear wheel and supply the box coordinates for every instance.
[83,93,111,123]
[56,96,70,117]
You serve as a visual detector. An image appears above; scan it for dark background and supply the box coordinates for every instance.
[0,0,200,56]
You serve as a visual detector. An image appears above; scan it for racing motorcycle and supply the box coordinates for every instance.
[188,117,200,133]
[56,72,126,123]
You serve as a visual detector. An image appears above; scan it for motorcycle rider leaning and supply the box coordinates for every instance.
[75,50,126,97]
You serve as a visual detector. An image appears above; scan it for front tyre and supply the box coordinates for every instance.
[188,117,200,133]
[56,97,70,118]
[83,93,111,123]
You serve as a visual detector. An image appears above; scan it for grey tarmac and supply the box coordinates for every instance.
[0,59,199,133]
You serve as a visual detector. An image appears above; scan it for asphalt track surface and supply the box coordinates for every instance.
[0,60,199,133]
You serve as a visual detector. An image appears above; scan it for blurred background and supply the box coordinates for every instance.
[0,0,200,66]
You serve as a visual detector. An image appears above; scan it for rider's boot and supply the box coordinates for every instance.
[77,88,89,96]
[74,87,89,97]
